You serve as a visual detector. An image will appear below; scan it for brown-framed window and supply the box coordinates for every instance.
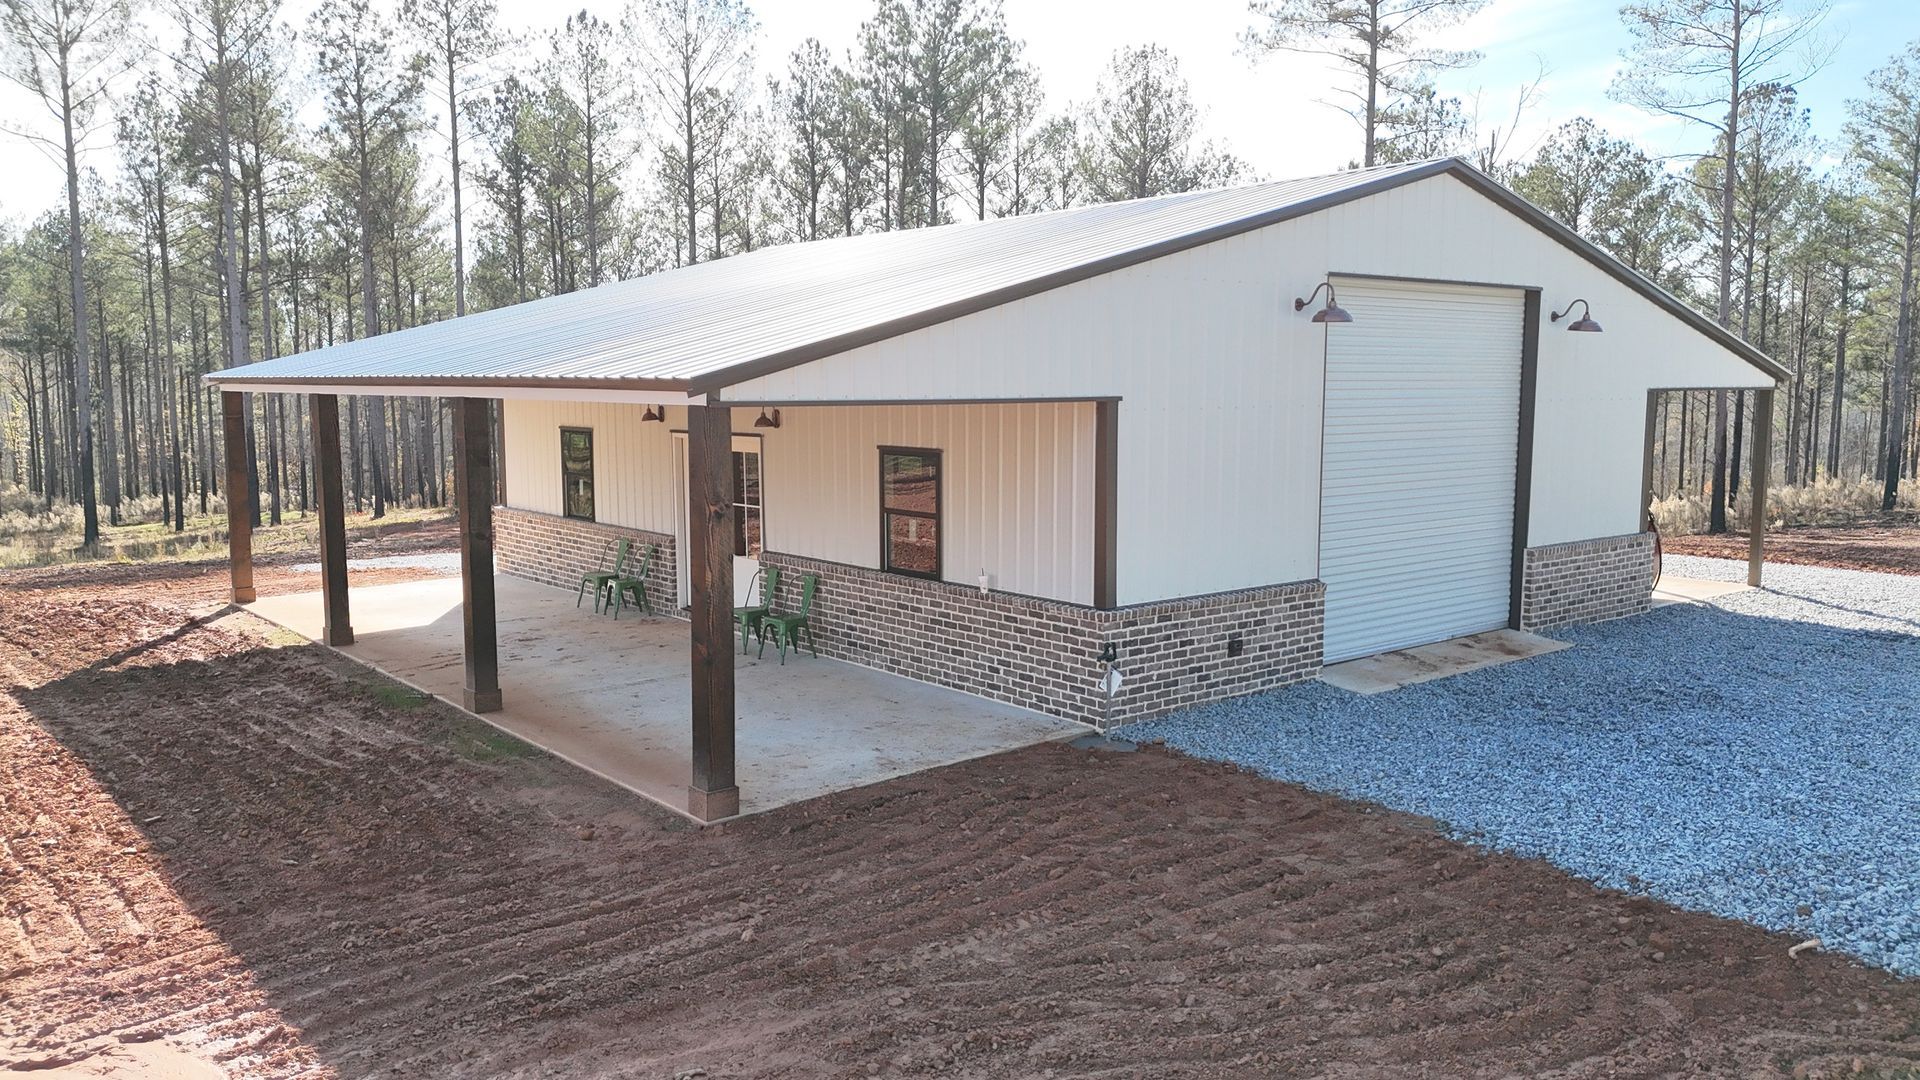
[880,447,940,578]
[561,427,594,520]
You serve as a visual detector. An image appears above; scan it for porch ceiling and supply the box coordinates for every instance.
[250,574,1082,820]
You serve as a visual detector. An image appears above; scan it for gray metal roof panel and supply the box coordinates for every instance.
[209,161,1442,388]
[209,158,1784,390]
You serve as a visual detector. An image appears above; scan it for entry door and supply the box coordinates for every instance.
[1318,278,1524,663]
[673,433,765,609]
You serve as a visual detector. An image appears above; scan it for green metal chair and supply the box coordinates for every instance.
[578,538,630,612]
[757,573,818,665]
[735,566,781,654]
[607,544,658,619]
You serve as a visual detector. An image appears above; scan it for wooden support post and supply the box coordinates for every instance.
[1748,386,1773,587]
[686,403,738,821]
[222,390,256,603]
[1093,400,1118,610]
[310,394,353,645]
[453,398,502,713]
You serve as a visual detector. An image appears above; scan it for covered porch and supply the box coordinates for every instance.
[250,573,1078,818]
[216,390,1109,823]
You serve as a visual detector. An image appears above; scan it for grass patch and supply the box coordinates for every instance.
[0,500,451,570]
[360,680,435,711]
[443,722,539,763]
[262,627,312,648]
[345,675,536,763]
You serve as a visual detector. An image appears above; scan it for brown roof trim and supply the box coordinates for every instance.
[1439,163,1786,383]
[206,373,692,393]
[707,394,1122,407]
[695,157,1783,393]
[687,159,1467,393]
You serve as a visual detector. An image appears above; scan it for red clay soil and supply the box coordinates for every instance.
[1668,523,1920,576]
[5,575,1920,1078]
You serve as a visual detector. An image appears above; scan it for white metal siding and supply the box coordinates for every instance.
[501,399,1096,604]
[1319,280,1523,662]
[725,174,1769,604]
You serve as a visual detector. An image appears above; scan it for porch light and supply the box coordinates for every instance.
[641,405,665,423]
[1552,298,1603,332]
[753,407,781,429]
[1293,282,1353,324]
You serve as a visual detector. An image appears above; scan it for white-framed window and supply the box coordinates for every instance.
[732,441,763,558]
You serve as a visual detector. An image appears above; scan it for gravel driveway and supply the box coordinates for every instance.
[1120,556,1920,975]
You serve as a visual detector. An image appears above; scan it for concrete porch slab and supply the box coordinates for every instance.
[1319,628,1570,695]
[1652,575,1753,607]
[250,574,1083,821]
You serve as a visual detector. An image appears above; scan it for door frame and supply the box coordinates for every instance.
[1316,272,1542,646]
[672,430,766,609]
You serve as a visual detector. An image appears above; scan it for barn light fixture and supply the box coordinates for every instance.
[1552,298,1603,332]
[1293,282,1353,324]
[752,407,782,429]
[641,405,665,423]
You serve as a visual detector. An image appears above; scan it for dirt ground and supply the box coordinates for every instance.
[5,564,1920,1078]
[1668,522,1920,576]
[0,514,459,606]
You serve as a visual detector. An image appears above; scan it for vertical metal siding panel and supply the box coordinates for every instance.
[1053,403,1069,598]
[507,399,559,517]
[996,404,1014,588]
[1036,403,1053,594]
[972,405,991,587]
[717,400,1092,601]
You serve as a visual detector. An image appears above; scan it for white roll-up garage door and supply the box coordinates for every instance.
[1319,278,1524,663]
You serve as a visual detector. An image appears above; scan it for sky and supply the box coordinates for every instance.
[2,0,1917,229]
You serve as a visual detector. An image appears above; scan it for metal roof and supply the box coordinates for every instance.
[209,158,1784,394]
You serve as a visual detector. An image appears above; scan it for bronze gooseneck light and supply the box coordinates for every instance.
[1552,298,1603,333]
[1293,282,1353,324]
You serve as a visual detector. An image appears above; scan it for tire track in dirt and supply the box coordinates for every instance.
[6,581,1920,1077]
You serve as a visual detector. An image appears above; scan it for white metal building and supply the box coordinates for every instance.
[210,157,1782,820]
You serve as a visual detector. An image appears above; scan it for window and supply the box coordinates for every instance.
[733,445,762,558]
[561,428,594,520]
[880,448,940,578]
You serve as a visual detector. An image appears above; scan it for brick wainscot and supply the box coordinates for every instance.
[1518,531,1657,632]
[493,511,1325,728]
[494,508,678,615]
[760,553,1325,729]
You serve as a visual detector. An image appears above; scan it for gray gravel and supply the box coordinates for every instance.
[1120,556,1920,976]
[1663,554,1920,634]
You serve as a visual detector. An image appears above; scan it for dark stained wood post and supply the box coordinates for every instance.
[1093,399,1118,609]
[222,390,256,604]
[686,402,738,821]
[453,397,502,713]
[310,394,353,645]
[1748,386,1773,588]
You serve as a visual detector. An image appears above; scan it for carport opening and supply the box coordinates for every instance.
[1644,386,1774,589]
[1648,388,1768,535]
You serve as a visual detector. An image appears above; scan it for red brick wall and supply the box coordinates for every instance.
[494,507,677,614]
[1519,531,1655,632]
